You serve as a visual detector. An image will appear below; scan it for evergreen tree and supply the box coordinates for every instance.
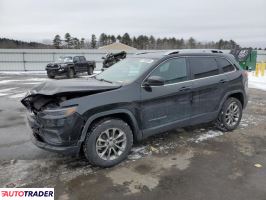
[91,34,97,49]
[148,36,156,49]
[72,37,80,49]
[121,33,132,45]
[116,35,122,42]
[110,35,116,43]
[187,37,196,48]
[64,33,71,48]
[99,33,107,46]
[80,38,85,49]
[53,35,62,49]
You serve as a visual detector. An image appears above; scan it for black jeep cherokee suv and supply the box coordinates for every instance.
[22,50,248,167]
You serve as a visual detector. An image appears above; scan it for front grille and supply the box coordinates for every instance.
[47,64,59,69]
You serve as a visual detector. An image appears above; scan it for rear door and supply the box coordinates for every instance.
[140,57,192,135]
[79,56,88,72]
[188,56,228,119]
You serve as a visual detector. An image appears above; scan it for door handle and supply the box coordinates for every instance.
[179,86,191,92]
[219,79,227,84]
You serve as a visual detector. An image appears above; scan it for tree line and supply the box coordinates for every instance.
[0,38,52,49]
[53,32,245,50]
[1,34,265,50]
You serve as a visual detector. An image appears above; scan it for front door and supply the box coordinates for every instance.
[140,57,192,136]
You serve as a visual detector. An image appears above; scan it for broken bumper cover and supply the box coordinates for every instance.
[27,111,85,155]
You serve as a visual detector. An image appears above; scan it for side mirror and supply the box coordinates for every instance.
[73,60,78,63]
[144,76,164,86]
[102,57,105,59]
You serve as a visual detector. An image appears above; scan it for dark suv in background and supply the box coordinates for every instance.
[22,50,248,167]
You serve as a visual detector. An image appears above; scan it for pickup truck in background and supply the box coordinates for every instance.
[46,56,96,79]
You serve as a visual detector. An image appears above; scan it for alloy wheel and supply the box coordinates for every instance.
[224,102,240,127]
[96,128,127,161]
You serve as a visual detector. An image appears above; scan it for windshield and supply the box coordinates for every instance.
[96,58,155,83]
[58,56,73,63]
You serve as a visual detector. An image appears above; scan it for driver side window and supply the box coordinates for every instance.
[73,57,80,63]
[150,58,187,84]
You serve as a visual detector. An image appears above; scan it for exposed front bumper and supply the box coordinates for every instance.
[31,134,80,155]
[27,111,85,155]
[46,67,68,75]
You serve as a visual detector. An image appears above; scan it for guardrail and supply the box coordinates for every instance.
[0,49,265,71]
[0,49,138,71]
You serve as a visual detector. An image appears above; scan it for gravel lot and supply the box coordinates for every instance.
[0,73,266,200]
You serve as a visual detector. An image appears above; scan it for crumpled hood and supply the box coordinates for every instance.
[30,78,121,96]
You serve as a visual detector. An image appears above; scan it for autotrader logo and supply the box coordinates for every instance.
[0,188,54,200]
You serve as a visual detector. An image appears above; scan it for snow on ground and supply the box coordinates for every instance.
[0,71,46,75]
[0,70,102,75]
[192,130,224,143]
[0,87,18,96]
[248,71,266,91]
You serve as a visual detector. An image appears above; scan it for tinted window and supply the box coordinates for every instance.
[73,57,79,63]
[189,57,219,79]
[216,57,235,72]
[79,56,86,62]
[150,58,187,84]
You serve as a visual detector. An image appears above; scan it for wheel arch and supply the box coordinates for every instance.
[228,92,244,107]
[78,109,142,149]
[219,90,245,112]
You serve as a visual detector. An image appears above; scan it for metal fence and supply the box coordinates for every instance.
[0,49,138,71]
[0,49,265,71]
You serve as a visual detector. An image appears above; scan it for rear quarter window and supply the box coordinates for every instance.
[216,57,235,73]
[188,57,219,79]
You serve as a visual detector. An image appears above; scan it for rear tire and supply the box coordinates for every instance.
[83,118,133,167]
[87,66,93,75]
[67,68,75,79]
[215,97,242,131]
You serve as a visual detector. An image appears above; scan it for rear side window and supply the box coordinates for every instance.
[79,56,86,62]
[150,58,187,84]
[189,57,219,79]
[216,57,235,73]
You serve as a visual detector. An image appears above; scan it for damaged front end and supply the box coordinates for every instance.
[21,78,121,154]
[21,93,85,155]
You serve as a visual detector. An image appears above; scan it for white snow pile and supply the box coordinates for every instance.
[192,130,224,143]
[0,71,46,75]
[248,72,266,91]
[128,146,152,160]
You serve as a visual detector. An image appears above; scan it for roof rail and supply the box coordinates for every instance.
[164,50,180,55]
[175,49,224,54]
[164,49,224,55]
[135,51,160,55]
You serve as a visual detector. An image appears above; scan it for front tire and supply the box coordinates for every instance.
[215,97,242,131]
[67,68,75,78]
[83,118,133,167]
[47,72,55,79]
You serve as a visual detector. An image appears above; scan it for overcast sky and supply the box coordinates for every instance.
[0,0,265,47]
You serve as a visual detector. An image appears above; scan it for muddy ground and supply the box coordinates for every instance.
[0,74,266,200]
